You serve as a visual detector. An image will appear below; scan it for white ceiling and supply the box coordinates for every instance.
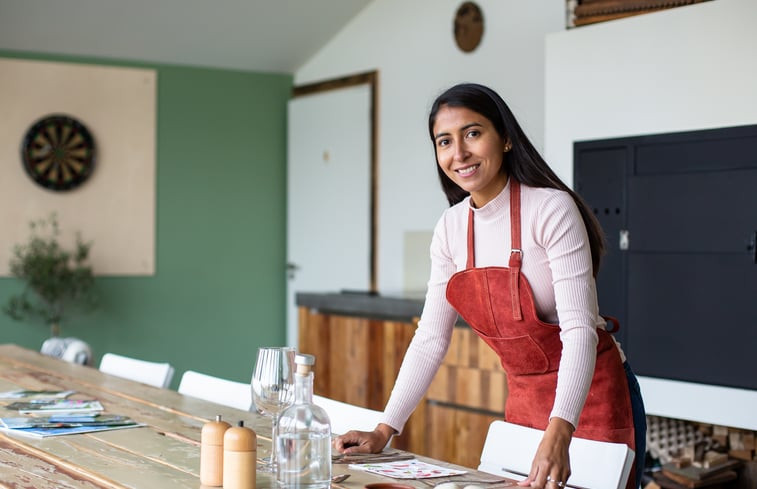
[0,0,373,74]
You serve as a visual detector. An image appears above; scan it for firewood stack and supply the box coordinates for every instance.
[645,415,756,488]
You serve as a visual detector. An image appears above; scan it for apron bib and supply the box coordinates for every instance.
[445,180,636,488]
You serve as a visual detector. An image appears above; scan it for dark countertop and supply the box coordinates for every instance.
[296,291,426,322]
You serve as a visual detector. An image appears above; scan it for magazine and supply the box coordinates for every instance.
[0,421,144,438]
[0,389,76,400]
[0,413,143,438]
[5,399,104,415]
[0,414,133,429]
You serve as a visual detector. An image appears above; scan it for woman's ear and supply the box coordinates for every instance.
[504,139,512,152]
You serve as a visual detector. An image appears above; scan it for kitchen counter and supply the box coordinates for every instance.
[296,291,425,321]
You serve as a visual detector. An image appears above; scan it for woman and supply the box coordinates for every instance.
[335,83,646,489]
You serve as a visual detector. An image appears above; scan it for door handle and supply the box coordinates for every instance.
[286,262,301,279]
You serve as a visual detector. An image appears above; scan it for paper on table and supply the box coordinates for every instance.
[349,459,467,479]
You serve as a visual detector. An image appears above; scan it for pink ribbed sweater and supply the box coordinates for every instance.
[380,180,624,433]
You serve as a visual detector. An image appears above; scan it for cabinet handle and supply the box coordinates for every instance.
[619,230,629,251]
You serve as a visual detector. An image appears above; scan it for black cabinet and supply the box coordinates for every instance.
[575,125,757,391]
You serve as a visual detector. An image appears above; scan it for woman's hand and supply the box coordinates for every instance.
[333,423,396,454]
[517,418,574,488]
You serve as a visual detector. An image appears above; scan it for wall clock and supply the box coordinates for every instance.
[454,2,484,53]
[21,114,96,191]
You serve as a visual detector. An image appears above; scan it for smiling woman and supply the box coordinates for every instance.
[334,83,646,489]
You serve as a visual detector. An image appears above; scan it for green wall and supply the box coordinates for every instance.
[0,51,292,388]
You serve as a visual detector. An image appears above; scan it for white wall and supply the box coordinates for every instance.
[296,0,565,293]
[544,0,757,430]
[545,0,757,184]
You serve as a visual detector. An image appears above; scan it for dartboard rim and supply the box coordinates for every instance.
[21,114,96,191]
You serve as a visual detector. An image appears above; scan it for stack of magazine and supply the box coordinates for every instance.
[0,389,143,438]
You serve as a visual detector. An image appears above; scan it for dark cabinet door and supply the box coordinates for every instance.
[574,145,630,348]
[575,125,757,391]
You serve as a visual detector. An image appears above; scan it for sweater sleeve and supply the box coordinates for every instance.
[379,214,459,433]
[535,192,599,428]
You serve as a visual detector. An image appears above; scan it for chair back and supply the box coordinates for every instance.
[99,352,175,389]
[178,370,251,411]
[478,420,635,489]
[313,395,385,438]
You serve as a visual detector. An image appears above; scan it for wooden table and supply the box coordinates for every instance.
[0,344,503,489]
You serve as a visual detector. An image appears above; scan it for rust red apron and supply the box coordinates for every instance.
[445,180,636,488]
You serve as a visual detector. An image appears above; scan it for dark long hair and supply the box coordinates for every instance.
[428,83,606,275]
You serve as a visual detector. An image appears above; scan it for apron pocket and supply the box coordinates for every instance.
[482,334,550,375]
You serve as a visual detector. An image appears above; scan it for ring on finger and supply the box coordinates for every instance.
[546,476,565,487]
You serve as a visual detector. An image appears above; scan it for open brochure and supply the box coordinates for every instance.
[348,459,467,479]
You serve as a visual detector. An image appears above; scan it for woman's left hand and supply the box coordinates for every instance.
[517,417,574,488]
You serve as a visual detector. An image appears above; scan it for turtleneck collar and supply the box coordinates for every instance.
[468,177,511,221]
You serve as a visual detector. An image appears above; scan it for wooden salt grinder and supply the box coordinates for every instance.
[223,420,257,489]
[200,414,231,486]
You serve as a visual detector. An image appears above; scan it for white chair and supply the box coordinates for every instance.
[99,352,175,389]
[178,370,252,411]
[478,420,635,489]
[313,395,385,437]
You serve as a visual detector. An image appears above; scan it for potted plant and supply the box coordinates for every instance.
[3,214,98,338]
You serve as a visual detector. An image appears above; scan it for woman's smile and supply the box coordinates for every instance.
[456,163,480,176]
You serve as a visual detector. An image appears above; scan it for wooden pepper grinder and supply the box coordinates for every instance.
[200,415,231,486]
[223,420,257,489]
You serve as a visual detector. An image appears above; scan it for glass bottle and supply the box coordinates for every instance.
[276,353,332,489]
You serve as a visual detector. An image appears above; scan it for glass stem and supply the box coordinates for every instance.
[271,412,280,468]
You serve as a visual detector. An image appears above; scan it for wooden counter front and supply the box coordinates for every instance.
[297,301,507,468]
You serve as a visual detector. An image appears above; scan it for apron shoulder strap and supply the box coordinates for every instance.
[509,179,523,321]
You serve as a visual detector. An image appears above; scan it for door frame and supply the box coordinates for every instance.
[292,71,379,292]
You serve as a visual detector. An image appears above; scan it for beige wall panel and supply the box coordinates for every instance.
[0,57,156,276]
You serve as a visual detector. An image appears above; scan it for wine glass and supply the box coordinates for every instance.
[251,346,296,472]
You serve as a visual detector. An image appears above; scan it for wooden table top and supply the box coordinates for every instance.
[0,344,499,489]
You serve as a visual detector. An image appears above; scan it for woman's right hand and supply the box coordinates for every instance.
[334,423,395,454]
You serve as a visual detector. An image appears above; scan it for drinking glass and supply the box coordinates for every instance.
[251,346,296,472]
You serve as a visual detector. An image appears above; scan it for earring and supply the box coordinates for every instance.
[504,143,512,152]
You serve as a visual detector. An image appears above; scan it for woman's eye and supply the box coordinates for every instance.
[466,130,480,138]
[437,138,450,147]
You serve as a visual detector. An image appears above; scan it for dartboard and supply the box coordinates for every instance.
[21,114,96,191]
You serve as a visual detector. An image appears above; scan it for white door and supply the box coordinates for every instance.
[286,84,372,347]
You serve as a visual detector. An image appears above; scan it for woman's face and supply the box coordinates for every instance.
[432,105,509,208]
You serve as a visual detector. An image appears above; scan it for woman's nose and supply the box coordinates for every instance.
[453,142,470,161]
